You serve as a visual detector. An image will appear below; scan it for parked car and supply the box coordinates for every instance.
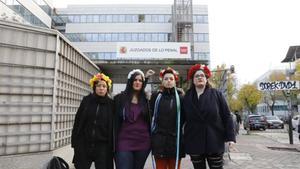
[292,115,300,131]
[243,114,267,130]
[265,115,284,129]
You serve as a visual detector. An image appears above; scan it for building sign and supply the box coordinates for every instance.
[258,81,300,91]
[116,42,191,59]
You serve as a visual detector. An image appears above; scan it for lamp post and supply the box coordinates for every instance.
[282,46,299,144]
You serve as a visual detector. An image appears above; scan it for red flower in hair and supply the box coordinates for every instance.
[188,64,211,80]
[159,67,179,82]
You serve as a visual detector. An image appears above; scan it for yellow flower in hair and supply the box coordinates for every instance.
[89,73,112,89]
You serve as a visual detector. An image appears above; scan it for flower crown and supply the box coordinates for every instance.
[89,73,112,89]
[127,69,145,80]
[159,67,179,81]
[188,64,211,80]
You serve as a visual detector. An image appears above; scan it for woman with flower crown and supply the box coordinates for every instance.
[114,69,154,169]
[183,64,236,169]
[150,67,185,169]
[71,73,114,169]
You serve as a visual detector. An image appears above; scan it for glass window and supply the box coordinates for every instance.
[74,15,80,23]
[132,33,138,41]
[152,34,158,41]
[104,53,111,59]
[159,34,166,42]
[145,15,151,22]
[112,33,118,41]
[80,15,86,23]
[125,15,132,22]
[111,52,117,59]
[158,15,164,23]
[138,34,145,42]
[204,15,208,23]
[105,34,112,41]
[68,15,74,23]
[99,15,105,22]
[204,34,209,42]
[165,15,171,23]
[93,15,99,23]
[119,33,125,41]
[125,33,132,41]
[152,15,158,22]
[86,15,93,23]
[86,34,92,41]
[194,34,198,42]
[119,15,125,22]
[113,15,119,22]
[106,15,113,22]
[145,34,151,41]
[92,34,98,42]
[99,53,105,59]
[99,34,105,41]
[132,15,138,22]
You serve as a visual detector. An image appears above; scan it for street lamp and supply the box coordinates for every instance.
[282,46,300,144]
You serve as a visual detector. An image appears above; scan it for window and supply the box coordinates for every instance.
[132,33,138,41]
[80,15,86,23]
[93,15,99,23]
[99,15,105,22]
[86,15,93,23]
[125,33,132,41]
[105,34,112,41]
[119,15,125,22]
[125,15,132,22]
[145,34,151,41]
[138,34,145,41]
[158,15,165,23]
[106,15,112,22]
[113,15,119,22]
[99,34,105,41]
[112,33,118,41]
[92,34,98,42]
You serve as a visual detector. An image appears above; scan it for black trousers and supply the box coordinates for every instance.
[73,143,110,169]
[190,154,223,169]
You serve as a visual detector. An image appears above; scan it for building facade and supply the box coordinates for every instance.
[0,0,53,28]
[55,4,210,94]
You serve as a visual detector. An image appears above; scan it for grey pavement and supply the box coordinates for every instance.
[88,127,300,169]
[144,127,300,169]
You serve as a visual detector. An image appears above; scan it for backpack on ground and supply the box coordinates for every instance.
[47,156,69,169]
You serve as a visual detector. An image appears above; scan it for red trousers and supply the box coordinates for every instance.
[155,157,181,169]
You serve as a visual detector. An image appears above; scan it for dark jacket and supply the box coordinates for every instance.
[183,87,235,155]
[71,93,114,169]
[150,88,185,158]
[113,92,152,151]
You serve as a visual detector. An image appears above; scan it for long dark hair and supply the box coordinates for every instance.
[124,72,147,106]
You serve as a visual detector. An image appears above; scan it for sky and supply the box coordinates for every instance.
[52,0,300,85]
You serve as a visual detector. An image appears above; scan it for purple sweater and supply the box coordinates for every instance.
[117,103,151,151]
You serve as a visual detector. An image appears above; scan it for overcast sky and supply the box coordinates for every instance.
[53,0,300,85]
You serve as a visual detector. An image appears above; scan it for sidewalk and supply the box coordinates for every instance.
[143,128,300,169]
[223,129,300,169]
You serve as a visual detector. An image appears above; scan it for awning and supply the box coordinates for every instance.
[282,46,300,62]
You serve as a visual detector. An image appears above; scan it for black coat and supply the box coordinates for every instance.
[71,93,114,169]
[183,87,235,155]
[150,88,185,158]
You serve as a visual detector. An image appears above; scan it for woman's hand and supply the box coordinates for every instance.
[145,69,155,78]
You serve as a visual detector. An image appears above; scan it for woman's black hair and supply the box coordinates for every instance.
[124,72,147,105]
